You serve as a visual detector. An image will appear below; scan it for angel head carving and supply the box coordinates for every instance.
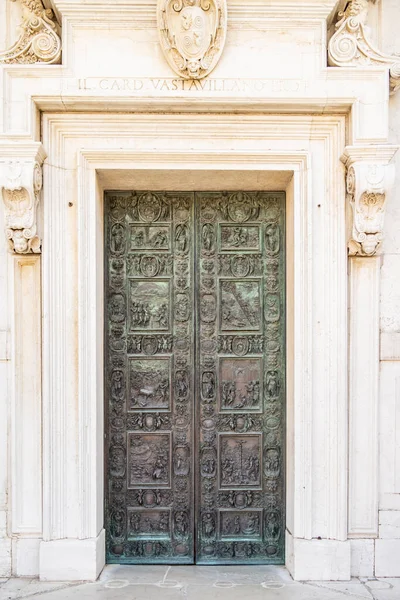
[343,0,370,23]
[11,0,46,19]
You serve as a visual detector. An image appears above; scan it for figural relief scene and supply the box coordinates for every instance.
[105,191,285,564]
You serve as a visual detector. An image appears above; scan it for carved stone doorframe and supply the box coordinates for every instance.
[31,109,350,580]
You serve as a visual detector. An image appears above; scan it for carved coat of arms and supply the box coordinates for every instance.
[157,0,227,79]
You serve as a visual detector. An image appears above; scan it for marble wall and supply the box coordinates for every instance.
[0,0,400,581]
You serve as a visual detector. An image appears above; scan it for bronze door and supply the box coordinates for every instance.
[105,191,285,565]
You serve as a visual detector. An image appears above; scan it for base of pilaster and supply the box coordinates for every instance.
[0,536,11,578]
[375,539,400,577]
[286,531,351,580]
[39,529,105,581]
[12,537,41,576]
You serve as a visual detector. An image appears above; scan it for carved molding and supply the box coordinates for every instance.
[341,146,398,257]
[0,0,61,65]
[328,0,400,93]
[0,147,46,254]
[157,0,227,80]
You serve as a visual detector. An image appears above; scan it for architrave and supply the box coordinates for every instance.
[36,112,349,580]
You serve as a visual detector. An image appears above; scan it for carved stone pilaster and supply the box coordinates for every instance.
[341,147,398,257]
[0,0,61,65]
[329,0,400,94]
[0,145,46,254]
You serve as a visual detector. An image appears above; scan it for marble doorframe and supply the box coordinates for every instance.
[36,112,351,580]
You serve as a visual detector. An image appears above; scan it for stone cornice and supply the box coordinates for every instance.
[51,0,340,21]
[341,145,398,167]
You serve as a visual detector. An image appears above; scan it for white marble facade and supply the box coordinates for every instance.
[0,0,399,582]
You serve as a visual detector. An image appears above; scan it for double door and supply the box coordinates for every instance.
[105,191,285,564]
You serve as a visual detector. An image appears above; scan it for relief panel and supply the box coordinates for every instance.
[128,433,172,488]
[128,509,171,540]
[219,435,262,489]
[128,358,171,411]
[219,358,262,412]
[130,225,171,251]
[220,280,262,332]
[129,280,171,331]
[219,510,263,540]
[220,225,261,252]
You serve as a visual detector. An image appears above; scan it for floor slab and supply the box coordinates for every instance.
[0,567,399,600]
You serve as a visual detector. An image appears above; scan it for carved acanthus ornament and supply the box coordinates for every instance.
[0,156,44,254]
[0,0,61,65]
[157,0,227,79]
[328,0,400,93]
[341,147,397,257]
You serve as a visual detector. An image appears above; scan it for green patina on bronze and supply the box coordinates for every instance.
[105,191,286,565]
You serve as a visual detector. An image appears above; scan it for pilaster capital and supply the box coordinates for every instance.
[0,142,47,254]
[328,0,400,94]
[341,145,398,257]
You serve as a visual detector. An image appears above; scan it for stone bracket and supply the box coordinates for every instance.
[0,0,61,65]
[328,0,400,94]
[341,146,398,257]
[0,144,47,254]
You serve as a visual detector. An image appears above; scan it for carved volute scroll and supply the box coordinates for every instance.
[341,147,397,257]
[157,0,227,79]
[328,0,400,93]
[0,150,45,253]
[0,0,61,65]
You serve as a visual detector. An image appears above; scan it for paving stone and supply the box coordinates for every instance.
[363,578,400,600]
[99,564,170,584]
[0,579,77,600]
[308,580,373,598]
[0,568,399,600]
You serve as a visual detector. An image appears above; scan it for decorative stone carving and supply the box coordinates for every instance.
[0,0,61,65]
[341,147,397,256]
[328,0,400,93]
[157,0,227,80]
[0,157,44,253]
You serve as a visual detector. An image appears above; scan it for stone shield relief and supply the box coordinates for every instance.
[157,0,227,79]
